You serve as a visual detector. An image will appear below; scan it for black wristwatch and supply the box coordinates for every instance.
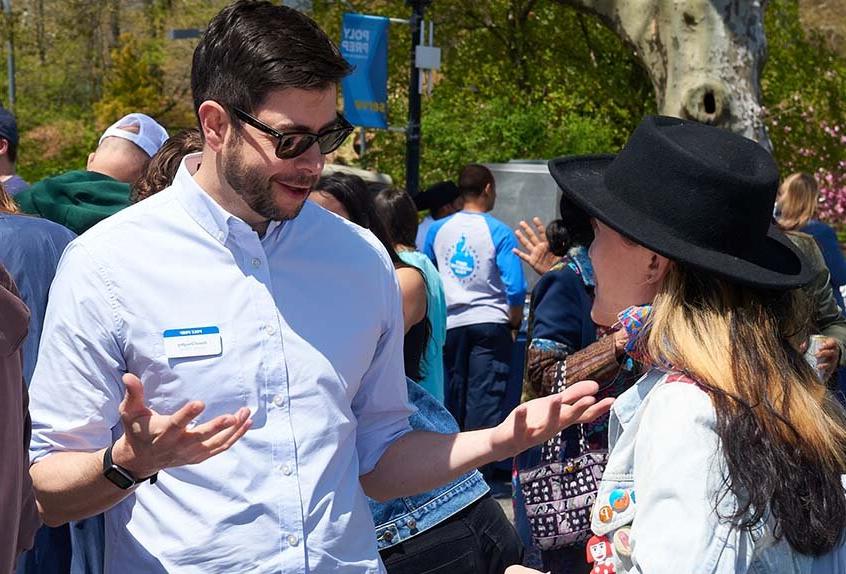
[102,445,158,490]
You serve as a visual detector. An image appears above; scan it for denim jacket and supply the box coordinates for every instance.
[369,380,489,550]
[589,368,846,574]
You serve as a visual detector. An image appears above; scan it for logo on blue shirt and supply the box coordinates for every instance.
[448,235,477,281]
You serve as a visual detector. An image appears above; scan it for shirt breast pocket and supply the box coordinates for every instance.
[138,321,249,422]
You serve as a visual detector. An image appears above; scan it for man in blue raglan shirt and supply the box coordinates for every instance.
[424,164,527,479]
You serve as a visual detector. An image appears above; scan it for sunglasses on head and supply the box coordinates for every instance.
[231,107,354,160]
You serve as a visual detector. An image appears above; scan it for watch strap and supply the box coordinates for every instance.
[103,445,158,489]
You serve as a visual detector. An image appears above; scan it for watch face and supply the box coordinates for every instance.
[104,466,135,490]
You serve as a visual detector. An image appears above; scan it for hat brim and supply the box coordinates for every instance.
[548,155,814,290]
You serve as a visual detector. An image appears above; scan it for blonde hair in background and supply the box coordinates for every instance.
[776,172,819,231]
[641,264,846,554]
[0,180,20,214]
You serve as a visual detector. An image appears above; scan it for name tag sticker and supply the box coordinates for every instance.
[162,326,222,359]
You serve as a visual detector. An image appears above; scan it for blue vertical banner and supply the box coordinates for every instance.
[340,13,389,129]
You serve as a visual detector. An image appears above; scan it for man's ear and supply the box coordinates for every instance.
[0,139,8,157]
[197,101,230,154]
[86,152,96,170]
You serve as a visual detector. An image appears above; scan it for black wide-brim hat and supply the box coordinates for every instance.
[548,115,813,290]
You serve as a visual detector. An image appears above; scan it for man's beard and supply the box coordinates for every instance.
[221,135,317,222]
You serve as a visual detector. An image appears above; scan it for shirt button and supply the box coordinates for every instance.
[251,257,262,268]
[216,231,225,242]
[281,464,293,476]
[264,324,275,336]
[272,394,285,407]
[287,534,299,547]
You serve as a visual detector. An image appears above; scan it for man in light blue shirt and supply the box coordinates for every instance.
[25,3,608,573]
[424,165,527,460]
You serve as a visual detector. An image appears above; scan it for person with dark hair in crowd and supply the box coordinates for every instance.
[371,185,447,403]
[311,172,523,574]
[25,3,607,572]
[131,128,203,204]
[424,164,527,483]
[16,113,168,234]
[0,262,40,574]
[512,216,577,276]
[0,107,29,196]
[413,180,463,251]
[512,197,639,574]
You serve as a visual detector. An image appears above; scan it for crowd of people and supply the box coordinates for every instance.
[2,2,846,574]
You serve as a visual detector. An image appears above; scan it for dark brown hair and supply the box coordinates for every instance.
[192,1,351,125]
[371,186,419,249]
[458,164,494,198]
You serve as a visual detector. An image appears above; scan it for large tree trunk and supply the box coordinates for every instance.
[559,0,771,147]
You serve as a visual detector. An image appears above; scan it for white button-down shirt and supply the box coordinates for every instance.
[28,155,414,573]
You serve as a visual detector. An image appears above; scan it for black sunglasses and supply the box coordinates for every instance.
[231,107,354,160]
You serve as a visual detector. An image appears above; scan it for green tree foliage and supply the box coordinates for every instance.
[93,34,167,129]
[0,0,841,196]
[313,0,654,187]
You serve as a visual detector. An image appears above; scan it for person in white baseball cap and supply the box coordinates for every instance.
[97,113,169,159]
[15,112,169,234]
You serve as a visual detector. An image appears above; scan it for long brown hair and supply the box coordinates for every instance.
[643,264,846,555]
[776,172,819,231]
[0,180,19,214]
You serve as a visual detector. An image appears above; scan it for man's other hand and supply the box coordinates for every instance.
[489,380,613,460]
[112,373,252,479]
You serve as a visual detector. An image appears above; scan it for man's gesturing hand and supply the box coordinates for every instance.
[110,373,252,479]
[489,380,613,459]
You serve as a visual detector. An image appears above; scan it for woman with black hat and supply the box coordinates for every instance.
[510,115,846,573]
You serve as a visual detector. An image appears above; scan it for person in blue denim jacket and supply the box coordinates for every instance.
[513,115,846,574]
[311,173,524,572]
[373,379,523,573]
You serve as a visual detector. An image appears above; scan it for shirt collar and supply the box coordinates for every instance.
[612,368,667,430]
[172,153,283,245]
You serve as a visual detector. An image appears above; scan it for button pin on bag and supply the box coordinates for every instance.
[598,505,614,523]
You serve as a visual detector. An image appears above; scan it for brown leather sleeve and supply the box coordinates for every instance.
[523,334,620,402]
[564,335,619,386]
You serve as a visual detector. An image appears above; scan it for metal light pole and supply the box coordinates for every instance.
[1,0,15,109]
[404,0,430,197]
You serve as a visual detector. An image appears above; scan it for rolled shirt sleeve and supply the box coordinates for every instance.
[29,241,126,464]
[352,246,414,475]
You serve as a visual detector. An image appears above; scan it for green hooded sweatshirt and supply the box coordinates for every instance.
[15,170,131,235]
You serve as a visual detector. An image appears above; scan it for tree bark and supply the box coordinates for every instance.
[558,0,771,147]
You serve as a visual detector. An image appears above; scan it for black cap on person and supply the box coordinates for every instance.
[413,181,459,212]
